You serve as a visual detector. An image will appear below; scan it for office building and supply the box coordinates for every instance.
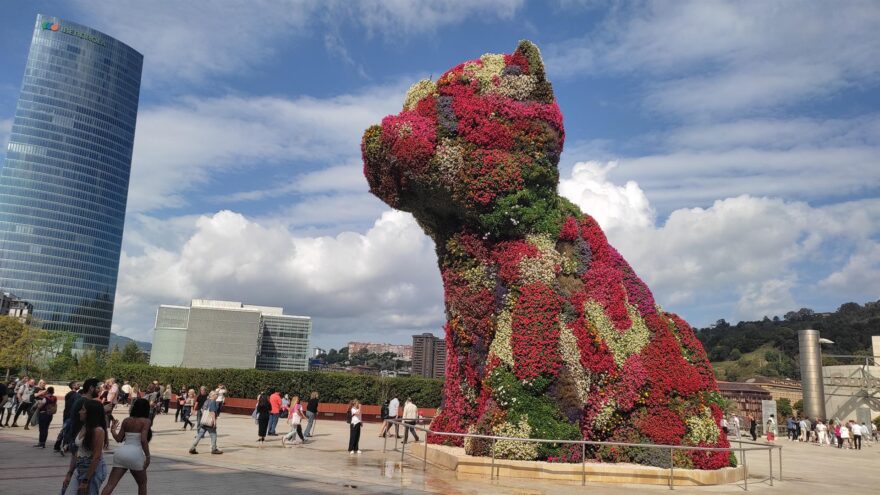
[0,290,34,323]
[411,332,446,378]
[347,341,413,360]
[150,299,311,371]
[0,15,142,349]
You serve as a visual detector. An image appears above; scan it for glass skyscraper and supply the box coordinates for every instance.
[0,15,142,349]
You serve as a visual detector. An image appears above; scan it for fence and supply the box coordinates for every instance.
[383,418,782,491]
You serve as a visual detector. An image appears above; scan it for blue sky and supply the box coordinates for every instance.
[1,1,878,349]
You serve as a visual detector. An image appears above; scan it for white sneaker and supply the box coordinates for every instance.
[349,451,355,455]
[357,450,362,454]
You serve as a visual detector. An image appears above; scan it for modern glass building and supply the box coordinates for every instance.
[0,15,142,349]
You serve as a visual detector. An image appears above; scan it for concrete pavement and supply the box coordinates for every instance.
[0,405,877,494]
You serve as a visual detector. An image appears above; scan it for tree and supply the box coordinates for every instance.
[121,342,147,364]
[0,316,36,377]
[729,348,742,361]
[776,398,793,418]
[793,399,804,415]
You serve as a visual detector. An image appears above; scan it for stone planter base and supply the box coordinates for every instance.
[408,443,746,486]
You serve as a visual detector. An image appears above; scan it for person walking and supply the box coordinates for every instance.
[62,400,107,494]
[11,377,34,428]
[268,389,282,436]
[402,398,420,444]
[1,379,15,426]
[256,391,271,444]
[189,391,222,455]
[161,385,172,415]
[34,386,57,448]
[180,389,196,430]
[53,381,80,453]
[378,399,390,437]
[175,388,186,423]
[100,398,152,495]
[766,414,776,443]
[382,393,400,438]
[195,386,208,427]
[841,421,852,448]
[852,421,863,450]
[347,399,362,455]
[214,384,227,417]
[748,415,757,441]
[817,420,829,446]
[304,391,319,438]
[282,395,306,446]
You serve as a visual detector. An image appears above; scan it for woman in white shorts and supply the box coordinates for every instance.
[100,398,152,495]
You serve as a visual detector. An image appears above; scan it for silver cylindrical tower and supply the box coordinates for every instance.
[798,329,826,420]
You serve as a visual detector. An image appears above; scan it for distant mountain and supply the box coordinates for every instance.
[109,332,152,352]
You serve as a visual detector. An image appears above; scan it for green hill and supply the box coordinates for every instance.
[697,300,880,380]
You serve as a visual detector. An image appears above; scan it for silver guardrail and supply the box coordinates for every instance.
[382,418,781,491]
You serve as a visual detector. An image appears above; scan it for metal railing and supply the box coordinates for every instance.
[382,418,781,491]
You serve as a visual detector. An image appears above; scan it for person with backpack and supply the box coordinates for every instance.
[377,399,390,437]
[35,386,57,448]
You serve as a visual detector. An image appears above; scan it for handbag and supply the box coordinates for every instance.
[200,409,216,428]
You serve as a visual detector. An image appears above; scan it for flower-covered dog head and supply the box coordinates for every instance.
[363,40,571,240]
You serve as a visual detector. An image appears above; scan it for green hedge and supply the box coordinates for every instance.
[105,364,444,407]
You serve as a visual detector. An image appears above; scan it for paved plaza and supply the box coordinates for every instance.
[0,406,877,495]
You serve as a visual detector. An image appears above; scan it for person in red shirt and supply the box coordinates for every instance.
[267,390,282,436]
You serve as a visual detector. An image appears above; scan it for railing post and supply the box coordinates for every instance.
[383,430,387,453]
[768,447,773,486]
[423,428,428,471]
[491,438,497,480]
[394,420,399,451]
[778,446,783,481]
[669,447,674,490]
[581,443,586,486]
[742,448,748,491]
[401,431,406,462]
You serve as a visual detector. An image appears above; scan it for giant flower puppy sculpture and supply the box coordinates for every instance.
[362,40,731,469]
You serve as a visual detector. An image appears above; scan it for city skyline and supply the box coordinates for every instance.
[0,2,877,350]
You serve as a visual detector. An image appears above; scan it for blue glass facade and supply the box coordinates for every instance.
[0,15,142,349]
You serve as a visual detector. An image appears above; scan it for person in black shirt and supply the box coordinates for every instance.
[67,378,103,455]
[304,391,319,438]
[195,386,208,427]
[53,381,80,453]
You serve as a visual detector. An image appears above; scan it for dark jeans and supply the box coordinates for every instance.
[403,419,420,443]
[12,402,32,425]
[37,412,53,446]
[348,422,362,452]
[53,418,71,450]
[162,399,170,413]
[258,414,270,438]
[181,406,193,428]
[268,413,279,435]
[854,435,862,449]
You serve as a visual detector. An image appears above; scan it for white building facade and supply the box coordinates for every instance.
[150,299,311,371]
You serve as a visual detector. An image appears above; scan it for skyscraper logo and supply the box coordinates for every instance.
[41,19,105,46]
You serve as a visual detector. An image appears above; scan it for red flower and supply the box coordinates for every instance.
[511,282,563,379]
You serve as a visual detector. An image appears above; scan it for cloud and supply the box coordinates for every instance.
[127,84,405,212]
[557,161,879,321]
[820,245,880,300]
[114,210,444,346]
[545,0,880,117]
[219,163,367,203]
[79,0,525,84]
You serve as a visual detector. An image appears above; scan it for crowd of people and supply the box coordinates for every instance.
[0,375,427,493]
[720,411,878,449]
